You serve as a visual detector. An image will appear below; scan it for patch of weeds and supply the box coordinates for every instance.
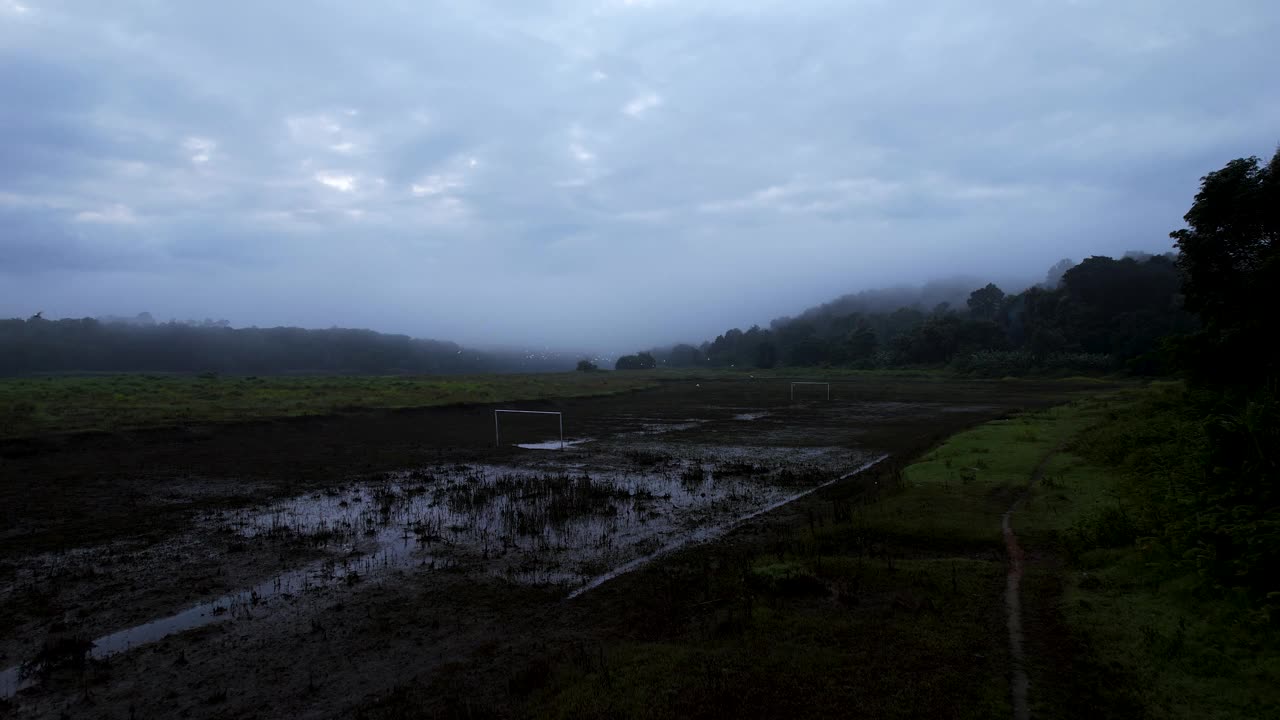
[679,464,705,487]
[715,460,771,476]
[20,634,94,683]
[622,449,669,466]
[746,561,828,597]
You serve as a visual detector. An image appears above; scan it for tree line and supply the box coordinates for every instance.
[622,252,1193,377]
[0,317,570,376]
[1146,148,1277,609]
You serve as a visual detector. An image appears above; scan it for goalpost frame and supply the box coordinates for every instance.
[494,409,564,449]
[790,382,831,401]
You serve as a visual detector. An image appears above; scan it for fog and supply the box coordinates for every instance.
[2,1,1278,354]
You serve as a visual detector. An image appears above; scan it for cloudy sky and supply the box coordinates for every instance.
[2,0,1277,350]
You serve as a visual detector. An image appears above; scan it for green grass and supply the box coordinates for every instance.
[526,556,1011,720]
[0,368,1112,439]
[1058,559,1280,719]
[866,400,1113,546]
[0,373,661,438]
[519,402,1125,719]
[521,390,1278,719]
[1014,389,1280,720]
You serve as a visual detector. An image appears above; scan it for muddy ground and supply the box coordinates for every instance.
[0,376,1102,718]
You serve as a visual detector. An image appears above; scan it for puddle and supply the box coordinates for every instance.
[1,521,437,698]
[515,438,594,450]
[568,453,887,598]
[2,446,878,698]
[615,418,708,437]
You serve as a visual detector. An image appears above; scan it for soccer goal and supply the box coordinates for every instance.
[494,409,564,449]
[790,382,831,401]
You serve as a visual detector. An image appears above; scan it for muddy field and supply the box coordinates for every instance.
[0,376,1098,718]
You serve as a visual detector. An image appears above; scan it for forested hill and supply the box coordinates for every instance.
[637,252,1195,376]
[778,276,996,326]
[0,317,575,376]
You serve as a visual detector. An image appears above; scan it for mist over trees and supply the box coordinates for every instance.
[639,148,1279,612]
[0,317,574,376]
[3,152,1270,391]
[661,253,1192,376]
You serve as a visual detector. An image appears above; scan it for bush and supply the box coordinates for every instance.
[1068,504,1140,554]
[953,350,1115,377]
[615,352,656,370]
[1075,385,1280,609]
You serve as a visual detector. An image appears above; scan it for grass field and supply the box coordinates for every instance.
[0,373,664,438]
[0,367,1094,439]
[1016,392,1280,720]
[515,402,1110,719]
[13,373,1263,717]
[512,391,1280,719]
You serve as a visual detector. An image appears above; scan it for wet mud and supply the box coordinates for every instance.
[0,376,1097,716]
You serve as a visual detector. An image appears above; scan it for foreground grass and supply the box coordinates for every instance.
[495,392,1276,719]
[1017,390,1280,720]
[869,403,1106,546]
[526,557,1011,720]
[472,400,1112,718]
[0,373,661,438]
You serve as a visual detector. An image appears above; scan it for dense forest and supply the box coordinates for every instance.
[632,251,1193,377]
[0,316,573,376]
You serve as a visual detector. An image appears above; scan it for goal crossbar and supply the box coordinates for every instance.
[790,382,831,401]
[494,409,564,449]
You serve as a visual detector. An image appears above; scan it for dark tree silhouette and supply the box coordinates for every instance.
[1171,150,1279,387]
[966,283,1004,320]
[615,352,656,370]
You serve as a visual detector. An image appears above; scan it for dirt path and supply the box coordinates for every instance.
[1002,447,1061,720]
[1002,494,1031,720]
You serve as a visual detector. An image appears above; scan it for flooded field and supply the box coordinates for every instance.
[0,377,1092,717]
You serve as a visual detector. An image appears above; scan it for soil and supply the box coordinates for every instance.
[0,376,1102,718]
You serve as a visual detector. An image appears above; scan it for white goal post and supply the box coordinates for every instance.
[790,382,831,401]
[494,410,564,449]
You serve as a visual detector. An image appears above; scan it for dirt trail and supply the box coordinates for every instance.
[1002,448,1060,720]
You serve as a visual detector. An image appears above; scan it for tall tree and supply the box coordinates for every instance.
[1170,149,1279,386]
[966,283,1005,321]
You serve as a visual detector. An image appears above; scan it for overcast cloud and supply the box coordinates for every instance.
[2,0,1278,350]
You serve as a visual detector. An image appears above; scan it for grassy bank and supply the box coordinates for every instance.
[1017,388,1280,719]
[0,373,662,438]
[498,390,1277,719]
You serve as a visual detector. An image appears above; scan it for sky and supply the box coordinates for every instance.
[2,0,1278,352]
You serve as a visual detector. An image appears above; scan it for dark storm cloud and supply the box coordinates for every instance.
[1,0,1278,349]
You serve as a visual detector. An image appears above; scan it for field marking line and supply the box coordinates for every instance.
[566,454,889,600]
